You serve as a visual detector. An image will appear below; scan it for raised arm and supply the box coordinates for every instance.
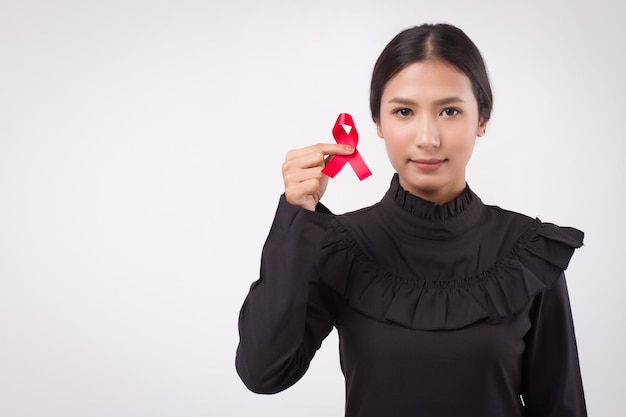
[235,143,353,393]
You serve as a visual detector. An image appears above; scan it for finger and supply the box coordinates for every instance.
[286,143,354,161]
[283,166,326,185]
[311,142,355,155]
[283,151,326,172]
[286,177,321,195]
[283,153,329,176]
[285,179,322,205]
[284,144,355,173]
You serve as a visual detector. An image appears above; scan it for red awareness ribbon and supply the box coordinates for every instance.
[321,113,372,181]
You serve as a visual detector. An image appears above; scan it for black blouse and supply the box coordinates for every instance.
[236,174,587,417]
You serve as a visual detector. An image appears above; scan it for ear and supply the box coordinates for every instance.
[375,121,384,139]
[476,117,488,137]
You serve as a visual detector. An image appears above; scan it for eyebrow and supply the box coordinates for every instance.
[387,96,466,106]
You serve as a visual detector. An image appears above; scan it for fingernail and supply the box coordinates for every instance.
[345,146,354,152]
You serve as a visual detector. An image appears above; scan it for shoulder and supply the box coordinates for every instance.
[482,203,584,248]
[329,201,389,248]
[482,202,535,228]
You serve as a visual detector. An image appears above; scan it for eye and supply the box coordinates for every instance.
[393,107,413,117]
[441,107,460,117]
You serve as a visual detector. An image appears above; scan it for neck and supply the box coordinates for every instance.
[398,178,467,205]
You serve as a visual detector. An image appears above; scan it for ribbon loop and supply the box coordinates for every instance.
[322,113,372,180]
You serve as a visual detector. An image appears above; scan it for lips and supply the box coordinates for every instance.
[411,158,446,171]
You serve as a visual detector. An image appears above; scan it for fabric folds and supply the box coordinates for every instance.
[318,219,584,330]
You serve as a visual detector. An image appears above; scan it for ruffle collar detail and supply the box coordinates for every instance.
[318,219,584,330]
[388,173,474,221]
[380,174,484,238]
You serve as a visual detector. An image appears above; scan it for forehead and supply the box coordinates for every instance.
[382,59,474,101]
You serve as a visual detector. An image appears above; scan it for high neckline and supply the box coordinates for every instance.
[380,174,485,237]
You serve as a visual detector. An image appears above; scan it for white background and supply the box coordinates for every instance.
[1,0,624,416]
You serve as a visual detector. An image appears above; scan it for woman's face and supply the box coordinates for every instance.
[376,59,487,204]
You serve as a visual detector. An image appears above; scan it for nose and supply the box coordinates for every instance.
[415,116,440,149]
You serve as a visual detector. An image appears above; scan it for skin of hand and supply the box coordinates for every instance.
[282,143,354,211]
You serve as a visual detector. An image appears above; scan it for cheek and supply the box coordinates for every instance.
[383,137,407,166]
[380,119,412,143]
[384,130,406,156]
[383,138,398,157]
[444,124,478,151]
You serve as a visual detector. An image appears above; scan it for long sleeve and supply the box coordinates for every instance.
[521,273,587,416]
[235,195,335,394]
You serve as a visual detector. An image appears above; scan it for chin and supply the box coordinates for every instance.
[401,179,444,196]
[400,172,443,189]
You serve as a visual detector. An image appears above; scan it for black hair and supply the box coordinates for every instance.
[370,23,493,122]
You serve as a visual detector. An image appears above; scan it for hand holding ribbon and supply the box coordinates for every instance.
[321,113,372,181]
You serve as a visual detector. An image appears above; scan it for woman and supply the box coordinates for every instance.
[235,23,587,416]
